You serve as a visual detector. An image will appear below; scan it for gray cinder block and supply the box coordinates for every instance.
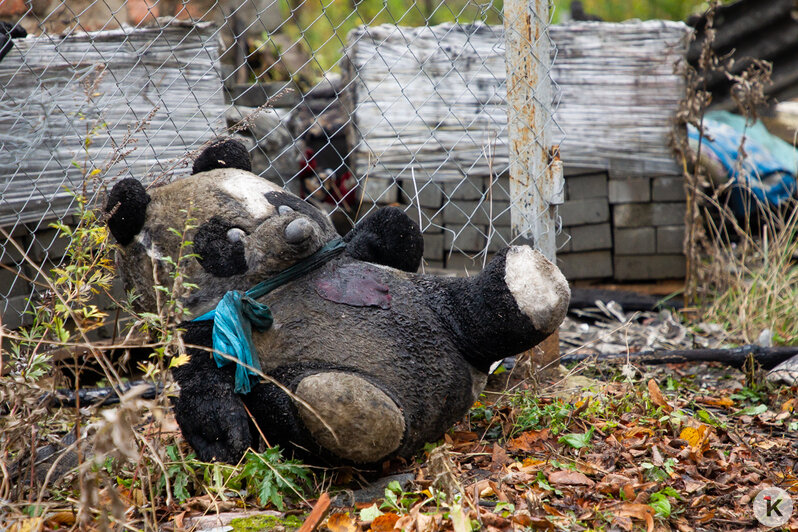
[613,254,686,281]
[403,180,443,208]
[29,228,71,262]
[1,295,34,330]
[555,229,572,254]
[565,174,608,201]
[565,223,612,252]
[441,200,510,226]
[652,176,686,202]
[656,225,685,254]
[0,266,29,298]
[613,227,656,255]
[442,178,485,201]
[559,198,610,226]
[444,225,488,253]
[445,252,491,274]
[423,233,446,262]
[608,177,651,204]
[557,250,613,280]
[362,177,400,205]
[613,202,686,228]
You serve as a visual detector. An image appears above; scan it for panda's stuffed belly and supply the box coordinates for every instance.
[247,264,478,460]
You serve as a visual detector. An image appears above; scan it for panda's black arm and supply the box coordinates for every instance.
[344,207,424,273]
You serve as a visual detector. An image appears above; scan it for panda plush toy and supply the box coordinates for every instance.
[105,139,570,466]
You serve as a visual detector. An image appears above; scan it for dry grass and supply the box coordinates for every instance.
[700,197,798,346]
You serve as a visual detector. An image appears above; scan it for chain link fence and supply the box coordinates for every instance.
[0,0,563,330]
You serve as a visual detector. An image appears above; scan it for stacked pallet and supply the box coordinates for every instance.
[344,20,691,278]
[0,22,226,328]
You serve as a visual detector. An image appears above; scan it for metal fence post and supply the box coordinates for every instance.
[504,0,561,262]
[504,0,563,375]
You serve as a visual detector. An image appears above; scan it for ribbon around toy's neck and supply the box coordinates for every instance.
[193,237,346,394]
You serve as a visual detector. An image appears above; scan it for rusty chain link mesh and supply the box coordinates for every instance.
[0,0,561,330]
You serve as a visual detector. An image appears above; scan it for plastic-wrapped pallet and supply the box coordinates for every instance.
[0,21,227,227]
[0,21,226,328]
[343,20,691,279]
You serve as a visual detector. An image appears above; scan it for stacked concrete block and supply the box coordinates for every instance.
[555,171,614,280]
[0,219,127,334]
[609,173,686,281]
[551,169,687,281]
[390,176,518,272]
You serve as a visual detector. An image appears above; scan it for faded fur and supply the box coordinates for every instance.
[107,147,571,466]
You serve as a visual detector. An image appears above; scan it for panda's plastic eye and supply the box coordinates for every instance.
[226,227,246,243]
[278,205,294,216]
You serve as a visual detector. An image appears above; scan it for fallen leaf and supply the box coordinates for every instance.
[615,502,654,532]
[8,518,44,532]
[781,398,796,412]
[596,474,633,495]
[359,504,383,523]
[479,510,511,528]
[491,443,509,471]
[172,511,186,531]
[506,430,550,453]
[648,379,673,413]
[541,503,564,517]
[45,511,76,527]
[371,512,401,532]
[326,512,357,532]
[521,457,546,468]
[695,509,715,524]
[412,511,441,532]
[682,478,706,494]
[679,424,711,457]
[450,503,472,532]
[622,426,654,440]
[696,396,734,408]
[547,470,595,488]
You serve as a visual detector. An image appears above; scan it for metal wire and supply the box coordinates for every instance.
[0,0,561,328]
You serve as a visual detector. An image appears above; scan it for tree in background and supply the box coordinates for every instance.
[553,0,715,23]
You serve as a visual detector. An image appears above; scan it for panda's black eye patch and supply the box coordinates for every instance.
[265,191,328,229]
[193,217,248,277]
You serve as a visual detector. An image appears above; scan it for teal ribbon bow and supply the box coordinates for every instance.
[193,237,346,394]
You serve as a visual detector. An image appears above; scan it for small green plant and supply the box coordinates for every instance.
[380,480,420,514]
[535,471,562,496]
[511,394,574,435]
[641,458,678,482]
[558,427,595,450]
[648,487,683,519]
[157,446,312,510]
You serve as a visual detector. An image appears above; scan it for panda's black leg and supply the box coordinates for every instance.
[192,138,252,175]
[344,207,424,272]
[173,322,254,463]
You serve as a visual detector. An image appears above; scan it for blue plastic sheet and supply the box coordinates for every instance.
[688,111,798,218]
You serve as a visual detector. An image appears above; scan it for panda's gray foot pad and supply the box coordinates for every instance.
[767,353,798,386]
[295,372,404,463]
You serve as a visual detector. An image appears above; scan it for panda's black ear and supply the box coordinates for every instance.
[344,207,424,272]
[105,178,150,246]
[192,138,252,175]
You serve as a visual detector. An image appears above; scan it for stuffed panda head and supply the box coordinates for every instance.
[105,142,338,315]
